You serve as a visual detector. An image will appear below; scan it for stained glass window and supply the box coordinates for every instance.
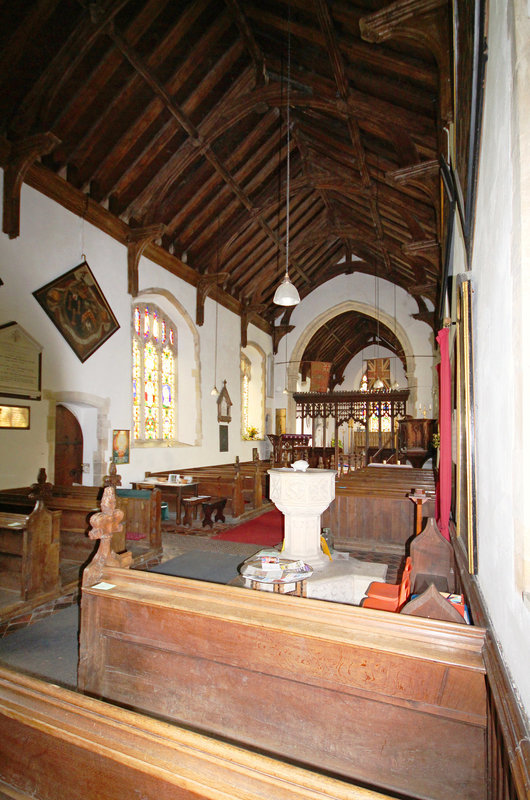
[240,353,251,436]
[132,304,177,442]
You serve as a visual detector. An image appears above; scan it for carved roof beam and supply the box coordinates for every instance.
[50,0,182,145]
[196,272,230,327]
[315,0,393,275]
[127,223,166,296]
[272,324,295,356]
[65,3,232,177]
[223,0,269,87]
[119,67,255,219]
[248,4,436,90]
[8,0,130,138]
[179,122,288,261]
[2,132,60,238]
[106,26,313,290]
[291,123,352,260]
[165,110,279,247]
[230,195,324,299]
[93,38,248,204]
[359,0,452,125]
[388,158,441,234]
[240,300,267,348]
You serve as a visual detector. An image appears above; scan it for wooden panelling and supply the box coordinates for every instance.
[0,666,393,800]
[79,568,487,800]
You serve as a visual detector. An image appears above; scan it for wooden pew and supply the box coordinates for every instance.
[78,563,487,799]
[146,458,267,518]
[0,666,393,800]
[0,501,60,600]
[321,465,436,554]
[0,476,161,568]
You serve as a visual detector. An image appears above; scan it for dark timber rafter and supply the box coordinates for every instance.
[315,0,393,276]
[103,18,313,296]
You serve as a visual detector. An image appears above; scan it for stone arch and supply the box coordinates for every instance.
[286,300,418,429]
[45,390,111,486]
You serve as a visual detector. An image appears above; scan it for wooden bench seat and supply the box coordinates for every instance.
[146,458,267,518]
[78,557,488,800]
[322,466,436,554]
[0,665,394,800]
[0,503,60,600]
[0,477,161,574]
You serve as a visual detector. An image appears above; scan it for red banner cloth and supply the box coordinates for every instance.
[436,327,451,540]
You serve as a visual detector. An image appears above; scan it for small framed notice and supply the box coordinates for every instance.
[0,405,30,429]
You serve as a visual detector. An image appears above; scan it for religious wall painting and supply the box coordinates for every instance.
[112,430,130,464]
[33,261,119,362]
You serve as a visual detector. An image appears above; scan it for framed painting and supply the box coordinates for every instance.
[455,274,478,573]
[112,430,130,464]
[33,261,119,362]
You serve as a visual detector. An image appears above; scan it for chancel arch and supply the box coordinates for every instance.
[286,300,419,431]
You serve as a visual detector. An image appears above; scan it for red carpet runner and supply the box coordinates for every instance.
[212,508,283,546]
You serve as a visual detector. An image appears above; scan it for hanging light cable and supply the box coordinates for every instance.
[211,220,220,396]
[373,266,384,389]
[283,332,289,393]
[273,3,300,307]
[392,281,400,390]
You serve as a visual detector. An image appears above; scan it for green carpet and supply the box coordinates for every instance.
[149,551,245,584]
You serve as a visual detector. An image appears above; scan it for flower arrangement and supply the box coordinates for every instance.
[432,433,440,449]
[243,426,259,440]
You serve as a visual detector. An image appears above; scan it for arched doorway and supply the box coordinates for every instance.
[54,405,83,485]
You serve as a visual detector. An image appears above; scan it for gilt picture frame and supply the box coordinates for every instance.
[33,261,119,363]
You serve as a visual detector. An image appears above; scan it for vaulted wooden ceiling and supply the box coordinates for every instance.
[0,0,451,359]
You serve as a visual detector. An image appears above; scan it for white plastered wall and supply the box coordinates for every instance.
[0,177,273,488]
[273,274,436,431]
[467,0,530,720]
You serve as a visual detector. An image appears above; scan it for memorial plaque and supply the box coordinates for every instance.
[0,405,30,429]
[0,322,42,399]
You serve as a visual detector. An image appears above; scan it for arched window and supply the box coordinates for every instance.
[240,344,265,440]
[132,303,177,442]
[240,353,251,437]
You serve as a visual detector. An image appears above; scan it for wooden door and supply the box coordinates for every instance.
[54,405,83,485]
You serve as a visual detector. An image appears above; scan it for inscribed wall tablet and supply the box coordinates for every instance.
[0,322,42,399]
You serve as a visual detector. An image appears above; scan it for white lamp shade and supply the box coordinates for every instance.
[210,385,219,396]
[373,378,385,389]
[273,274,300,306]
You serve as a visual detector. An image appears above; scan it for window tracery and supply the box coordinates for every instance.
[132,303,177,442]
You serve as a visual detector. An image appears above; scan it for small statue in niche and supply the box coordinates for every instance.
[217,380,232,422]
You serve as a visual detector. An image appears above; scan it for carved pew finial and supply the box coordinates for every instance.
[29,468,53,506]
[82,486,131,586]
[103,461,122,488]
